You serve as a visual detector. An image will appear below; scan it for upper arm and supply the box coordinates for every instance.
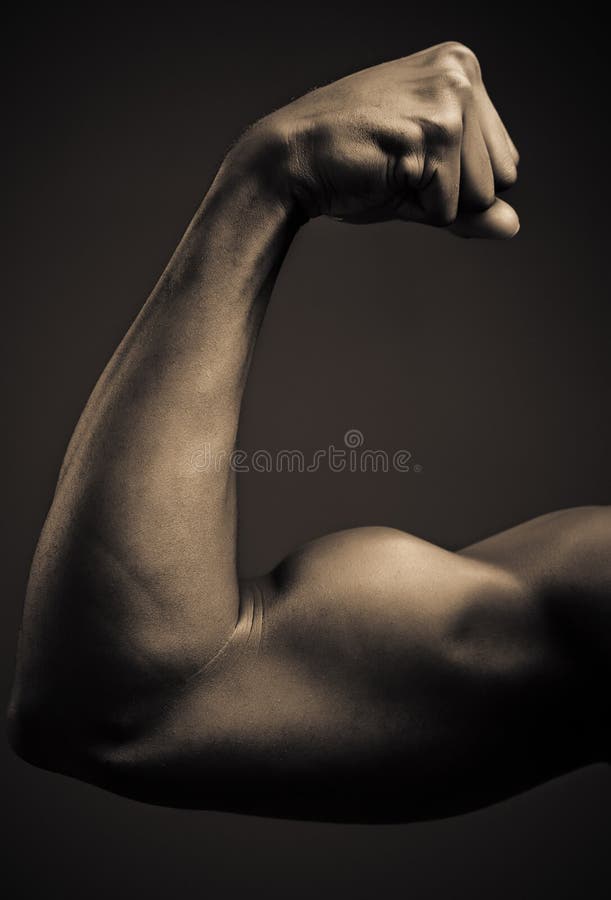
[15,511,606,822]
[84,525,578,822]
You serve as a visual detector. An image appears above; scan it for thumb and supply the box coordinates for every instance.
[449,198,520,239]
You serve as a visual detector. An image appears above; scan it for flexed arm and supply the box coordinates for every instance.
[9,143,300,742]
[10,44,607,822]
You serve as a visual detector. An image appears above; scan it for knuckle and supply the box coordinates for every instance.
[395,150,425,188]
[439,68,473,95]
[429,111,463,146]
[451,41,477,62]
[437,41,480,79]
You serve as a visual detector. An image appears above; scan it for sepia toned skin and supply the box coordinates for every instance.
[7,43,610,822]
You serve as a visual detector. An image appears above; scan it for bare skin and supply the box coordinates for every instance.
[7,43,610,823]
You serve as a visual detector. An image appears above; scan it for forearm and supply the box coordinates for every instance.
[60,136,297,585]
[12,132,301,734]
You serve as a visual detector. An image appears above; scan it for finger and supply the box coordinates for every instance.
[417,140,461,227]
[459,109,495,212]
[477,88,518,191]
[500,118,520,166]
[449,197,520,239]
[482,85,520,165]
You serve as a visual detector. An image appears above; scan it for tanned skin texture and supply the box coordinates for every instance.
[8,43,610,823]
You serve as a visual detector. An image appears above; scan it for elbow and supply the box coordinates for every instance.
[7,695,171,807]
[6,681,165,803]
[7,687,202,808]
[6,693,63,773]
[7,684,112,786]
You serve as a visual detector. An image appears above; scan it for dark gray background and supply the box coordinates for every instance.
[3,2,610,897]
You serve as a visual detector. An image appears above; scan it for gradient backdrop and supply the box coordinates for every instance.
[3,2,610,897]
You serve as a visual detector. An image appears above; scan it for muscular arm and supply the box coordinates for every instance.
[10,135,299,745]
[8,43,610,823]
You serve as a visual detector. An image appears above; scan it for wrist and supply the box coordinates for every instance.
[217,118,312,225]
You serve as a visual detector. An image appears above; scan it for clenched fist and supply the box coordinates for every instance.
[238,42,520,238]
